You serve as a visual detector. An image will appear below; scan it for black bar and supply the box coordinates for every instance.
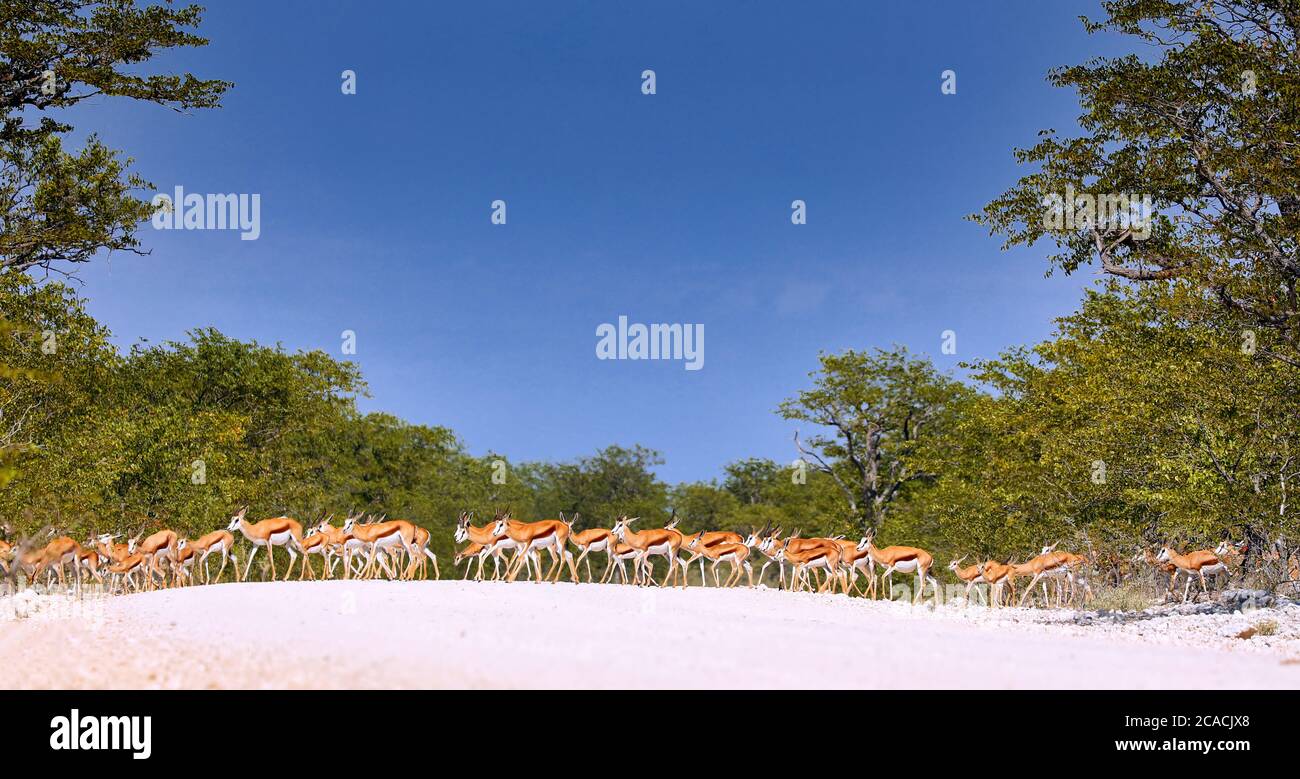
[5,689,1285,766]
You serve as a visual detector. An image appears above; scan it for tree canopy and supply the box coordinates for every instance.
[0,0,230,275]
[975,0,1300,357]
[2,0,1298,582]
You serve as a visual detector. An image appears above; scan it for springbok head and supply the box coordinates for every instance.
[226,507,248,532]
[610,515,639,540]
[454,545,478,566]
[1040,541,1060,556]
[453,512,473,543]
[947,554,968,572]
[743,520,773,548]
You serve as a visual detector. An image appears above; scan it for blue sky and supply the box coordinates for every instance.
[67,0,1131,484]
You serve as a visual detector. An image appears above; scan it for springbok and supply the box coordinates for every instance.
[454,542,487,579]
[745,526,792,588]
[603,538,650,584]
[187,527,238,584]
[1013,544,1074,607]
[135,528,179,589]
[454,511,528,581]
[93,534,134,565]
[683,534,754,587]
[833,538,877,597]
[342,515,421,580]
[106,552,147,594]
[948,555,986,603]
[773,538,845,594]
[293,526,330,580]
[314,516,355,578]
[227,507,305,582]
[26,535,84,590]
[675,529,744,585]
[75,543,104,586]
[610,515,683,587]
[408,525,440,580]
[566,516,617,583]
[1038,543,1094,606]
[1157,546,1229,602]
[491,511,576,583]
[1134,548,1180,601]
[976,559,1016,607]
[658,509,743,583]
[783,532,849,589]
[857,533,936,604]
[170,539,198,585]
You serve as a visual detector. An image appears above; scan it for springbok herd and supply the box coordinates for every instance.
[3,507,1297,609]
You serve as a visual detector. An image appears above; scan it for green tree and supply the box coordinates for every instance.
[779,346,971,536]
[525,445,670,527]
[975,0,1300,357]
[912,283,1300,564]
[1,0,230,275]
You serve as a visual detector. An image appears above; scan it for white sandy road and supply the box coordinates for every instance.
[2,580,1298,689]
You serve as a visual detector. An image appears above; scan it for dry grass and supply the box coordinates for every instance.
[1088,582,1153,612]
[1254,618,1279,636]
